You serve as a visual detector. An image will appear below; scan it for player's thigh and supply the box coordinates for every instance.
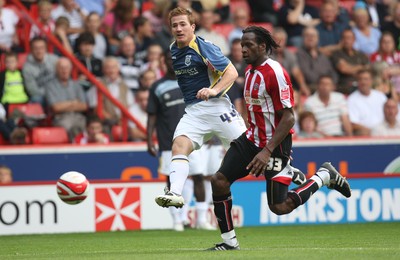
[213,114,246,150]
[218,134,256,183]
[173,112,209,149]
[266,179,289,205]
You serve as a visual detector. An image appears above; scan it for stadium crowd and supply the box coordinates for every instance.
[0,0,400,145]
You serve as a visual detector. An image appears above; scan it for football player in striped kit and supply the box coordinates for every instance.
[207,26,351,251]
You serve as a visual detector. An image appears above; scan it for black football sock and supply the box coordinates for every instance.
[288,179,320,208]
[213,192,233,234]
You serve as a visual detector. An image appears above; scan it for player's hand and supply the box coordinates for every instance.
[147,143,158,157]
[196,88,218,101]
[246,149,271,177]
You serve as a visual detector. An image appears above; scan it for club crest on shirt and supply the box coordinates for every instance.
[280,87,290,100]
[253,83,259,90]
[185,55,192,66]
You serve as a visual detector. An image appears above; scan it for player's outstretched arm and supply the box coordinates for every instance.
[196,63,238,101]
[146,114,158,157]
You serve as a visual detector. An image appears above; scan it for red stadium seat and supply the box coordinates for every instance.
[17,53,28,69]
[8,103,46,119]
[340,0,356,15]
[252,22,274,33]
[111,125,123,142]
[31,127,69,144]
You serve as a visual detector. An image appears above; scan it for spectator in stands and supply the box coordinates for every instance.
[292,89,303,134]
[372,98,400,136]
[247,0,277,25]
[324,0,350,27]
[381,0,400,50]
[88,57,135,132]
[370,32,400,98]
[101,0,136,55]
[316,0,349,57]
[83,12,110,60]
[364,0,391,28]
[296,110,324,139]
[0,103,27,145]
[172,0,203,25]
[51,0,88,43]
[133,16,155,63]
[0,0,20,53]
[23,37,59,107]
[153,7,174,52]
[228,8,250,46]
[331,29,370,95]
[297,26,338,93]
[371,61,399,102]
[45,57,88,141]
[199,0,230,24]
[140,43,164,80]
[53,16,74,55]
[304,75,353,137]
[0,165,13,184]
[278,0,320,47]
[347,69,387,136]
[271,27,311,97]
[352,7,381,57]
[75,0,107,17]
[139,69,157,90]
[129,88,149,141]
[116,35,142,92]
[196,10,229,56]
[74,114,110,144]
[0,52,29,107]
[74,32,103,91]
[143,0,172,34]
[29,0,56,40]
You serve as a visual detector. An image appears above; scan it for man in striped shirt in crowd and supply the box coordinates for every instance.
[208,26,352,251]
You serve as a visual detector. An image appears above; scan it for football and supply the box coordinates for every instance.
[56,171,90,205]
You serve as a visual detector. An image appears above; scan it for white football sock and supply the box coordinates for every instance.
[221,230,238,246]
[180,178,194,224]
[310,175,323,188]
[315,169,330,186]
[196,201,209,225]
[204,179,213,204]
[169,207,182,224]
[169,155,189,195]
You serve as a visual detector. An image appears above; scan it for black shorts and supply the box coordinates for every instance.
[218,133,292,184]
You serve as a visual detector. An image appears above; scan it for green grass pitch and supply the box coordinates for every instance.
[1,222,399,259]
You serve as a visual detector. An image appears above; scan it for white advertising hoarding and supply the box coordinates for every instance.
[0,182,173,235]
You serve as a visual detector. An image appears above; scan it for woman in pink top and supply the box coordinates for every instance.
[102,0,135,54]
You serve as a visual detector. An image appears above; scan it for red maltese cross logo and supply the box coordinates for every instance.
[95,187,141,231]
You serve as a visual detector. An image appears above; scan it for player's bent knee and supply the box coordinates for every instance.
[211,172,230,194]
[268,203,292,215]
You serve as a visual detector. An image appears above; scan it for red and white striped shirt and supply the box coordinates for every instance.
[244,58,294,148]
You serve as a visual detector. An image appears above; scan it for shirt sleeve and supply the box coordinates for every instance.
[146,85,159,115]
[197,38,231,73]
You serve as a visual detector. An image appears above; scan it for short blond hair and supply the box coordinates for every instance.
[168,7,195,27]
